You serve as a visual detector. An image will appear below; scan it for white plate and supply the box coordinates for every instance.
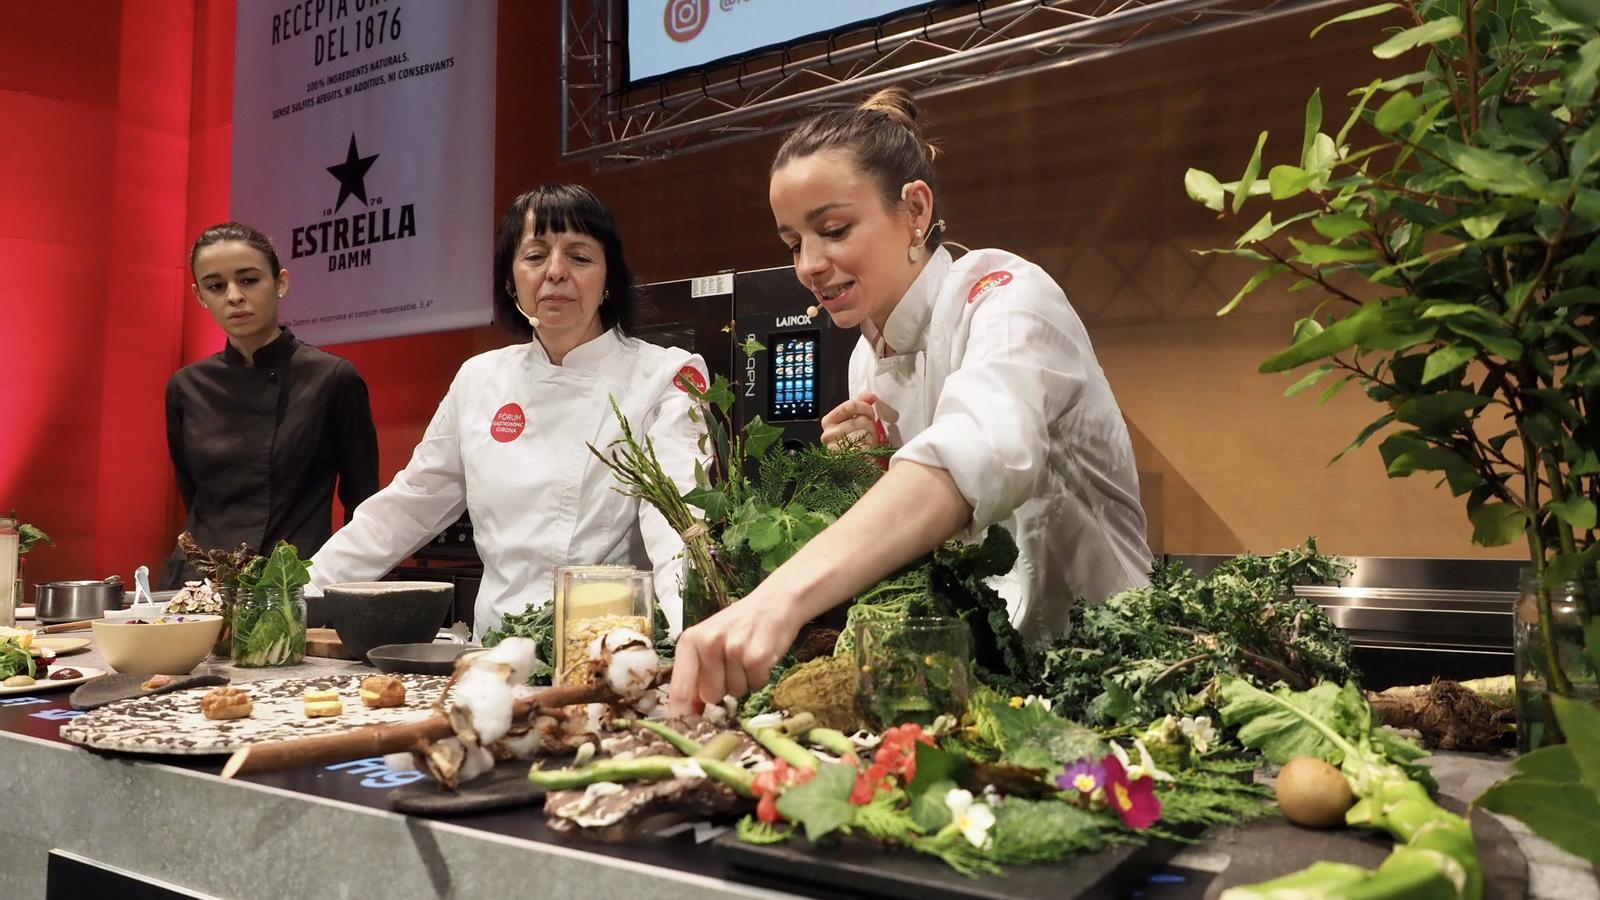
[0,666,105,696]
[14,606,35,620]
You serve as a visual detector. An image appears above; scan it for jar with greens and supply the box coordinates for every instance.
[855,616,971,730]
[230,541,310,668]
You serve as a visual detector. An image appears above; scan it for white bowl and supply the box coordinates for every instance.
[91,614,223,675]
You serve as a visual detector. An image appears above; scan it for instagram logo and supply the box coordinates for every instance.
[664,0,709,42]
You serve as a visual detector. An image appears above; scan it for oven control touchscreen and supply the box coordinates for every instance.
[768,331,819,421]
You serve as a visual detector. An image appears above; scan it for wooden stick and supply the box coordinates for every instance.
[40,619,97,633]
[220,682,613,779]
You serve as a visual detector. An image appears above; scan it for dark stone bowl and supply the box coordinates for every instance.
[321,581,454,664]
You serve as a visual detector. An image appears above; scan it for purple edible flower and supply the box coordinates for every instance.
[1058,758,1106,795]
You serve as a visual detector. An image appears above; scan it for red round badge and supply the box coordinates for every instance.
[673,365,708,394]
[490,403,526,443]
[967,270,1014,303]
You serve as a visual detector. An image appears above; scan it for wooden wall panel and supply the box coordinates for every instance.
[503,5,1519,561]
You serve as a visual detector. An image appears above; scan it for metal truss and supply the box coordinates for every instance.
[560,0,1348,168]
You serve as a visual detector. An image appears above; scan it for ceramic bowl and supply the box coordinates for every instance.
[321,582,454,664]
[91,614,224,675]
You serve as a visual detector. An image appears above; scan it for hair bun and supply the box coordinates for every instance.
[858,87,940,161]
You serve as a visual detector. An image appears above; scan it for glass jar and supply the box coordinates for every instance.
[553,565,653,687]
[1513,571,1599,752]
[213,582,237,657]
[231,585,306,668]
[855,616,972,730]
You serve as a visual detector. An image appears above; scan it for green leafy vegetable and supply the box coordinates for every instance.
[1218,677,1478,899]
[1476,694,1600,864]
[231,541,310,667]
[1039,540,1356,725]
[0,638,37,680]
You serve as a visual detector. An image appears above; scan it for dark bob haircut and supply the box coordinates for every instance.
[492,183,641,339]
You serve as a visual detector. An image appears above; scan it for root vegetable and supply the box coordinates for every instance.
[1276,756,1354,828]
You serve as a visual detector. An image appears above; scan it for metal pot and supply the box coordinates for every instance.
[35,576,125,624]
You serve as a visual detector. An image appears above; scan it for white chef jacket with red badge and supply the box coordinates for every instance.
[310,330,708,637]
[852,246,1152,641]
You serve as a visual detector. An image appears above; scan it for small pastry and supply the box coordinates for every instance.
[303,689,343,718]
[201,687,253,720]
[359,675,407,709]
[141,674,178,691]
[4,674,35,688]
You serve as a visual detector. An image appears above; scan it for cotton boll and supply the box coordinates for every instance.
[606,645,660,699]
[456,668,515,744]
[485,637,539,684]
[384,751,419,771]
[459,743,496,782]
[494,728,547,759]
[703,704,728,725]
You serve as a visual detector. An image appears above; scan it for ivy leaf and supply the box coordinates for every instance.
[774,761,858,842]
[1372,16,1461,60]
[745,416,784,458]
[987,701,1105,772]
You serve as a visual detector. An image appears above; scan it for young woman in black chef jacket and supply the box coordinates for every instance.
[158,222,379,588]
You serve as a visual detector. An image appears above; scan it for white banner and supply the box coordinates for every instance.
[232,0,497,344]
[630,0,941,82]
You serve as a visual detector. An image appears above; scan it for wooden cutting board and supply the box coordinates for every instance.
[305,628,359,661]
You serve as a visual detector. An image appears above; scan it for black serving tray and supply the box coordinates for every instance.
[715,828,1189,900]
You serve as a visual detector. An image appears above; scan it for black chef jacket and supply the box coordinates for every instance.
[159,328,380,588]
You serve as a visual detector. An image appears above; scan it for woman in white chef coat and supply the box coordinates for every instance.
[669,88,1152,712]
[310,184,708,636]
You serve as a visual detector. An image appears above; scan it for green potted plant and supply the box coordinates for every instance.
[16,521,52,609]
[1184,0,1599,750]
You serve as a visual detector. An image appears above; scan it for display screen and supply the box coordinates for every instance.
[628,1,944,83]
[768,332,819,421]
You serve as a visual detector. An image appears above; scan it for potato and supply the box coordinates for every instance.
[1276,756,1354,828]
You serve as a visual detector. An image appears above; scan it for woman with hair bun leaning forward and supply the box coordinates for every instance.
[669,88,1152,713]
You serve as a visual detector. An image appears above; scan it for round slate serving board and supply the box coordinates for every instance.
[60,673,449,755]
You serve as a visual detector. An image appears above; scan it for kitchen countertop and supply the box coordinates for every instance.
[2,641,1596,900]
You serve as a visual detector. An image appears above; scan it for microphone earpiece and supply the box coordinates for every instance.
[526,315,541,328]
[806,305,820,319]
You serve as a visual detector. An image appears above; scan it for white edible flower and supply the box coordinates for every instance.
[1024,695,1053,711]
[944,788,995,850]
[745,712,785,731]
[670,759,707,781]
[1179,715,1217,755]
[1112,739,1175,783]
[848,731,882,751]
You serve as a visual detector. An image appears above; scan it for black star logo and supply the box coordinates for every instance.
[326,134,379,213]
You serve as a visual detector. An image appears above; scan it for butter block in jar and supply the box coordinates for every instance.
[552,565,654,686]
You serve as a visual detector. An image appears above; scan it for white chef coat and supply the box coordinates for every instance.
[852,245,1152,641]
[310,330,707,637]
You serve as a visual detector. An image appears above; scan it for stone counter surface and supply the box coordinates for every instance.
[1,645,1597,899]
